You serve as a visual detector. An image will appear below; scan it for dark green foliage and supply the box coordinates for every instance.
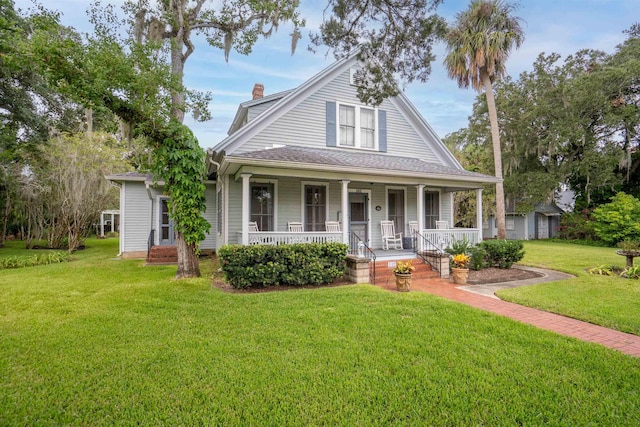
[312,0,446,106]
[558,209,598,241]
[151,121,210,247]
[592,192,640,245]
[0,251,70,269]
[467,245,486,271]
[478,240,525,269]
[218,243,348,289]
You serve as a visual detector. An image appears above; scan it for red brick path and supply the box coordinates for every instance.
[377,277,640,358]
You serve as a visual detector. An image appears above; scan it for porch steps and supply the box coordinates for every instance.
[373,258,440,285]
[147,245,178,264]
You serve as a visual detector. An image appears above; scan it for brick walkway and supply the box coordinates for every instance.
[376,275,640,358]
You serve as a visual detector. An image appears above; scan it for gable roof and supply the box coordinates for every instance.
[226,146,498,185]
[210,51,463,169]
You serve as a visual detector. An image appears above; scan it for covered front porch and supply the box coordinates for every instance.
[231,170,485,252]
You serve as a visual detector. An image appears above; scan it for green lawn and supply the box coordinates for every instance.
[1,239,639,425]
[497,240,640,335]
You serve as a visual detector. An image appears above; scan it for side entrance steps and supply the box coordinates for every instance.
[147,245,178,264]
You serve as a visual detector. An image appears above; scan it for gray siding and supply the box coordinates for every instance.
[122,182,152,252]
[230,68,440,163]
[247,99,280,123]
[507,215,527,240]
[202,184,217,249]
[228,179,242,244]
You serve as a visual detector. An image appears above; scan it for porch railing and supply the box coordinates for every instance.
[421,228,480,251]
[238,231,343,246]
[349,231,376,284]
[413,230,445,274]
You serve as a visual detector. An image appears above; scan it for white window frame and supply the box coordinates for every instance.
[300,181,330,231]
[423,188,443,229]
[506,216,516,231]
[336,102,378,151]
[249,178,278,231]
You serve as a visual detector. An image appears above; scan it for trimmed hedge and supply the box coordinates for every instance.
[218,242,348,289]
[478,240,525,269]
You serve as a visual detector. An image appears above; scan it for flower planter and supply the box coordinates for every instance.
[394,272,412,292]
[451,267,469,285]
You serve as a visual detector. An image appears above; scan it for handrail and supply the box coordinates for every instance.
[349,232,377,284]
[412,229,446,275]
[147,229,155,260]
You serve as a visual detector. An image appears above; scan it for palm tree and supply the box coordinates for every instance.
[444,0,523,240]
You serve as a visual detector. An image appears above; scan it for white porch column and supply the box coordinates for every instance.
[100,212,105,237]
[241,173,252,245]
[340,180,350,244]
[476,188,483,243]
[416,185,425,251]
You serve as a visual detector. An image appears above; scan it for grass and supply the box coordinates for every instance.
[497,240,640,335]
[1,239,639,425]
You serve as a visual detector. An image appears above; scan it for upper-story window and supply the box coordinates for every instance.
[338,103,376,150]
[326,101,387,152]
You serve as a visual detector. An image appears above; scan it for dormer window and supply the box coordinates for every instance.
[338,103,376,150]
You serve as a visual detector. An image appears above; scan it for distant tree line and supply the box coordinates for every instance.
[445,23,640,227]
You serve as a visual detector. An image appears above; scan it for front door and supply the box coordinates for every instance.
[159,198,175,245]
[537,214,549,239]
[349,192,369,243]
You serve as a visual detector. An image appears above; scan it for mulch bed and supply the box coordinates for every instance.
[466,267,543,285]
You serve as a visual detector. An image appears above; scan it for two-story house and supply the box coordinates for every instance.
[109,52,498,261]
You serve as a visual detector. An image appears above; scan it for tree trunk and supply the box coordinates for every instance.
[481,69,506,240]
[175,232,200,278]
[0,188,11,248]
[167,2,199,278]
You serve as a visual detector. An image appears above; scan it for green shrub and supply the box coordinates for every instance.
[592,192,640,245]
[558,210,598,241]
[467,246,485,271]
[218,243,348,289]
[478,240,525,269]
[0,251,71,270]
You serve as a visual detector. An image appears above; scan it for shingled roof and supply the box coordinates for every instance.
[228,146,497,182]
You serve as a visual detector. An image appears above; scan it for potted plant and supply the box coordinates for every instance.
[393,260,415,292]
[451,254,470,285]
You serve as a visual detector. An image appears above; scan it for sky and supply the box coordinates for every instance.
[15,0,639,148]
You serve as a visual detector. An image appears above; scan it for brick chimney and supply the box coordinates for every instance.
[252,83,264,100]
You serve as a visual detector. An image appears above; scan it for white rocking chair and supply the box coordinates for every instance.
[435,220,449,229]
[408,221,419,236]
[381,220,403,250]
[287,222,303,232]
[248,221,261,245]
[325,221,341,232]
